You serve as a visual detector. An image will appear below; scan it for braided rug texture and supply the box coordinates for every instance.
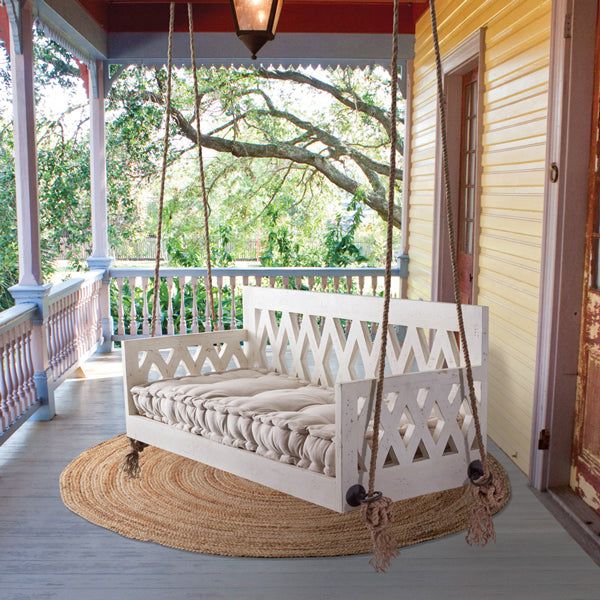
[60,435,510,558]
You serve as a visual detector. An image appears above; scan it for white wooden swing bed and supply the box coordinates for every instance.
[121,0,501,569]
[124,286,488,513]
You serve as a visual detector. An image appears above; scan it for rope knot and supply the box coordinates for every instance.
[465,460,505,546]
[361,493,398,573]
[123,438,149,479]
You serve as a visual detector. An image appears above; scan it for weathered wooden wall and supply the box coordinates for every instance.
[406,0,552,472]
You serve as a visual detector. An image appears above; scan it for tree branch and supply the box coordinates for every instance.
[144,90,401,227]
[250,68,404,154]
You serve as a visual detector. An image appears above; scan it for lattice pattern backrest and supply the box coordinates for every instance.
[242,287,487,387]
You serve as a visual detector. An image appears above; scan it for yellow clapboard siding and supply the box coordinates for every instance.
[481,193,546,212]
[479,212,543,238]
[484,92,549,126]
[406,0,551,474]
[481,168,545,189]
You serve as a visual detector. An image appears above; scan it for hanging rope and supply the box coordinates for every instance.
[359,0,400,574]
[150,2,176,338]
[123,1,176,479]
[188,2,217,331]
[428,0,505,545]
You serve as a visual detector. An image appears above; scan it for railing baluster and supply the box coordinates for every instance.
[46,309,55,379]
[371,276,378,297]
[129,276,138,336]
[345,277,353,334]
[142,277,149,336]
[166,276,175,336]
[296,276,302,290]
[333,276,340,294]
[217,277,224,330]
[308,276,315,291]
[7,336,18,421]
[191,277,199,333]
[358,276,365,296]
[230,276,237,330]
[116,278,125,336]
[179,276,187,334]
[24,327,35,409]
[14,328,26,414]
[58,299,68,377]
[205,276,212,332]
[0,337,8,431]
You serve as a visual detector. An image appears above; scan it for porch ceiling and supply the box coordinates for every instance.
[32,0,428,68]
[78,0,429,34]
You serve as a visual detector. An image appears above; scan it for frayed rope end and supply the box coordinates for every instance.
[361,494,398,573]
[465,465,505,546]
[122,438,148,479]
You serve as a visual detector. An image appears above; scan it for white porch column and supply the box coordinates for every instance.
[7,0,54,419]
[86,60,114,352]
[9,0,42,287]
[89,60,109,259]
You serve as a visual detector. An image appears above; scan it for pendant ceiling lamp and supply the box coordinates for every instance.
[229,0,283,59]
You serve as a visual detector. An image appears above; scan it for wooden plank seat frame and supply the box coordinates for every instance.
[123,287,488,513]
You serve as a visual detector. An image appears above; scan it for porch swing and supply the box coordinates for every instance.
[121,0,504,571]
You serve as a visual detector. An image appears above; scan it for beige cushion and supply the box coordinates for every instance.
[131,369,337,476]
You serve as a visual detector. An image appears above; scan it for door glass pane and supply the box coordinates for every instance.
[468,186,476,220]
[458,70,478,261]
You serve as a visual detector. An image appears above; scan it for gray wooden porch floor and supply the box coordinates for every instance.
[1,352,599,600]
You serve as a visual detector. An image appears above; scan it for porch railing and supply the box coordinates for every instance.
[0,270,104,440]
[47,271,104,384]
[109,266,405,340]
[0,304,38,436]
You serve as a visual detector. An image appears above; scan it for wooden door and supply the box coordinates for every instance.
[573,27,600,515]
[457,69,478,305]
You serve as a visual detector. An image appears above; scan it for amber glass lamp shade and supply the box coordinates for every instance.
[229,0,283,59]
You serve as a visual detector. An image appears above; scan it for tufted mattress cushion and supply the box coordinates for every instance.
[131,369,338,476]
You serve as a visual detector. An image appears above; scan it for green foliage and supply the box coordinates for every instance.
[0,126,18,308]
[213,224,234,267]
[323,195,368,267]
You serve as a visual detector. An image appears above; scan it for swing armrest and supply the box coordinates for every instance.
[122,329,249,415]
[334,366,487,511]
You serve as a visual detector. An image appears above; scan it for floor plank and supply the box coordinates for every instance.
[0,351,599,600]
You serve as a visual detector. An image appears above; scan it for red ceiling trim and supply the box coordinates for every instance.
[107,3,416,34]
[78,2,422,34]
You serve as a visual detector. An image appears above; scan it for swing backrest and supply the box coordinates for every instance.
[242,286,487,388]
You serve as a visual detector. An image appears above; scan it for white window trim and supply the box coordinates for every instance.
[431,28,485,304]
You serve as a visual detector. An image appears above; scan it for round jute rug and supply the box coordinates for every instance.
[60,435,510,558]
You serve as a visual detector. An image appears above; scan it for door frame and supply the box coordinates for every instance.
[530,0,597,492]
[432,29,485,303]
